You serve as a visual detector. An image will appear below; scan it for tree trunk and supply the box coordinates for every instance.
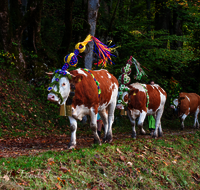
[172,7,183,49]
[0,0,11,52]
[84,0,100,69]
[32,0,45,53]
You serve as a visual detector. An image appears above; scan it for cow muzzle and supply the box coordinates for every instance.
[170,105,175,109]
[47,94,57,102]
[116,104,124,110]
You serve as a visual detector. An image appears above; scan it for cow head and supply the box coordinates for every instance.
[47,70,82,105]
[170,98,179,115]
[116,84,130,110]
[170,98,178,109]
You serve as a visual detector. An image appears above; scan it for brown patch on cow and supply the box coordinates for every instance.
[128,88,147,112]
[128,84,167,112]
[158,86,167,97]
[146,85,162,112]
[178,92,200,116]
[69,74,83,85]
[69,69,118,114]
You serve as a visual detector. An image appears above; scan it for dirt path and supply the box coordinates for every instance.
[0,127,198,158]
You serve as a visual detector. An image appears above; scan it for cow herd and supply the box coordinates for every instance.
[47,68,200,149]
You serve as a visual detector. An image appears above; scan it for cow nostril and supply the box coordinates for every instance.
[51,96,54,99]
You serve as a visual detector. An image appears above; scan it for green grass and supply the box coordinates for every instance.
[0,132,200,189]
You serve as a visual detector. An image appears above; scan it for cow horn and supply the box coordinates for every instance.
[46,72,54,75]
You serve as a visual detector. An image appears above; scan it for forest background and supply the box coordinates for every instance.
[0,0,200,104]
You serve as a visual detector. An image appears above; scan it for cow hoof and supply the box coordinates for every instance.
[131,134,137,139]
[103,137,112,143]
[152,133,158,138]
[94,139,101,145]
[68,145,76,150]
[140,130,146,135]
[158,133,163,137]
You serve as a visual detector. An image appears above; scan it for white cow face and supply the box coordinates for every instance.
[47,75,71,105]
[116,91,129,110]
[170,98,178,109]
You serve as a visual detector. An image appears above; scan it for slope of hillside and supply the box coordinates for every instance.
[0,66,71,138]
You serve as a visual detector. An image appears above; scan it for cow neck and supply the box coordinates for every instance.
[82,68,101,98]
[66,84,76,105]
[141,84,149,108]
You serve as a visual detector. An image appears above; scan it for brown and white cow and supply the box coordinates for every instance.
[170,92,200,129]
[117,83,167,138]
[47,68,118,149]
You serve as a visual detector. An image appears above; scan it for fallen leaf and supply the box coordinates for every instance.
[76,159,81,165]
[3,175,9,181]
[55,183,62,189]
[119,155,126,161]
[172,159,177,164]
[59,166,70,173]
[116,148,123,154]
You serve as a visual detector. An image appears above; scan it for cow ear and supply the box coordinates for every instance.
[127,85,133,90]
[69,74,83,85]
[130,89,139,95]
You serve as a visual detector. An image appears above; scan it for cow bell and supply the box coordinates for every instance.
[59,104,72,116]
[120,109,127,116]
[66,105,72,116]
[60,104,66,116]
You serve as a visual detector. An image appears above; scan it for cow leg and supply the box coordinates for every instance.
[128,111,136,138]
[138,111,146,135]
[153,109,164,138]
[90,112,101,145]
[99,110,108,143]
[105,102,116,143]
[127,110,136,138]
[194,107,199,129]
[180,114,187,130]
[68,116,77,149]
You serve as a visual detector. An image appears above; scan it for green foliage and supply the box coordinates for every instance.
[0,50,16,66]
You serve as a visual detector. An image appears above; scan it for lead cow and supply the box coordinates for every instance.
[170,92,200,129]
[117,83,167,138]
[47,68,118,149]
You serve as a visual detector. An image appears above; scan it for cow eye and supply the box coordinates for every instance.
[62,83,66,86]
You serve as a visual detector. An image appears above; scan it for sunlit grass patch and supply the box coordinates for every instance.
[0,132,200,189]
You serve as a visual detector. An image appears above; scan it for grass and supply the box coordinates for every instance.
[0,132,200,189]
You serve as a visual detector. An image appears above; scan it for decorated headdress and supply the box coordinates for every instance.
[62,34,115,70]
[117,56,147,106]
[47,34,116,104]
